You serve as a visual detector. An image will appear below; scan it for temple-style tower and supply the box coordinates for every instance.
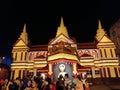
[47,17,79,79]
[95,20,119,78]
[11,24,29,79]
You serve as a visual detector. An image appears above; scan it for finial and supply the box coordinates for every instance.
[96,19,107,41]
[19,23,28,45]
[98,19,102,29]
[60,17,64,27]
[56,17,69,38]
[23,24,26,33]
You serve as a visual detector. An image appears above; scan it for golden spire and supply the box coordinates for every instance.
[23,24,27,33]
[96,19,106,41]
[56,17,69,38]
[98,19,102,29]
[19,24,28,45]
[60,17,64,27]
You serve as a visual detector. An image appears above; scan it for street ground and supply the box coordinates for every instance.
[90,84,120,90]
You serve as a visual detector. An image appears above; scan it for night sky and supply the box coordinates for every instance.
[1,0,120,56]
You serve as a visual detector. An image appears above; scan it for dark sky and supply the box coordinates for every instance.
[1,0,120,56]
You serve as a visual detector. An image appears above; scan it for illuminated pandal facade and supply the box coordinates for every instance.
[11,18,120,80]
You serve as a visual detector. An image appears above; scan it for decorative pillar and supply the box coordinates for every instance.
[105,67,109,78]
[48,63,52,76]
[116,67,120,78]
[10,70,14,80]
[91,67,96,78]
[73,63,77,75]
[14,69,19,79]
[34,68,37,76]
[21,69,23,79]
[25,68,27,77]
[109,67,116,78]
[101,67,105,78]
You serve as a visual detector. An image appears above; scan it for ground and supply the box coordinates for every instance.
[90,84,120,90]
[88,78,120,90]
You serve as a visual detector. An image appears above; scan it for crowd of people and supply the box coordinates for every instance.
[0,73,90,90]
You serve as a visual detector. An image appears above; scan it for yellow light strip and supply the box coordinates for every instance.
[80,63,94,65]
[100,60,118,63]
[34,61,47,64]
[11,63,34,65]
[80,60,93,62]
[48,53,78,61]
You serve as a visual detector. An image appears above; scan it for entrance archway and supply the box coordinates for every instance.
[53,62,72,80]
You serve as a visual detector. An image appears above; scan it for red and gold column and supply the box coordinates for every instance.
[73,63,77,75]
[48,63,52,77]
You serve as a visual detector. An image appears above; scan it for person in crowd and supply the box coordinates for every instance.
[75,75,84,90]
[43,76,51,90]
[20,79,25,90]
[4,78,8,89]
[9,80,19,90]
[24,79,32,90]
[0,78,4,90]
[8,80,14,90]
[14,77,21,90]
[71,75,77,90]
[56,75,65,90]
[31,80,39,90]
[37,76,44,90]
[64,73,71,90]
[43,76,56,90]
[23,76,29,89]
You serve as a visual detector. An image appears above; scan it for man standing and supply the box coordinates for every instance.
[64,74,71,90]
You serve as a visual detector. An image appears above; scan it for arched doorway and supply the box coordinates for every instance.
[53,62,72,80]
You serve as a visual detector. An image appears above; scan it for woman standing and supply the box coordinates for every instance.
[75,76,84,90]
